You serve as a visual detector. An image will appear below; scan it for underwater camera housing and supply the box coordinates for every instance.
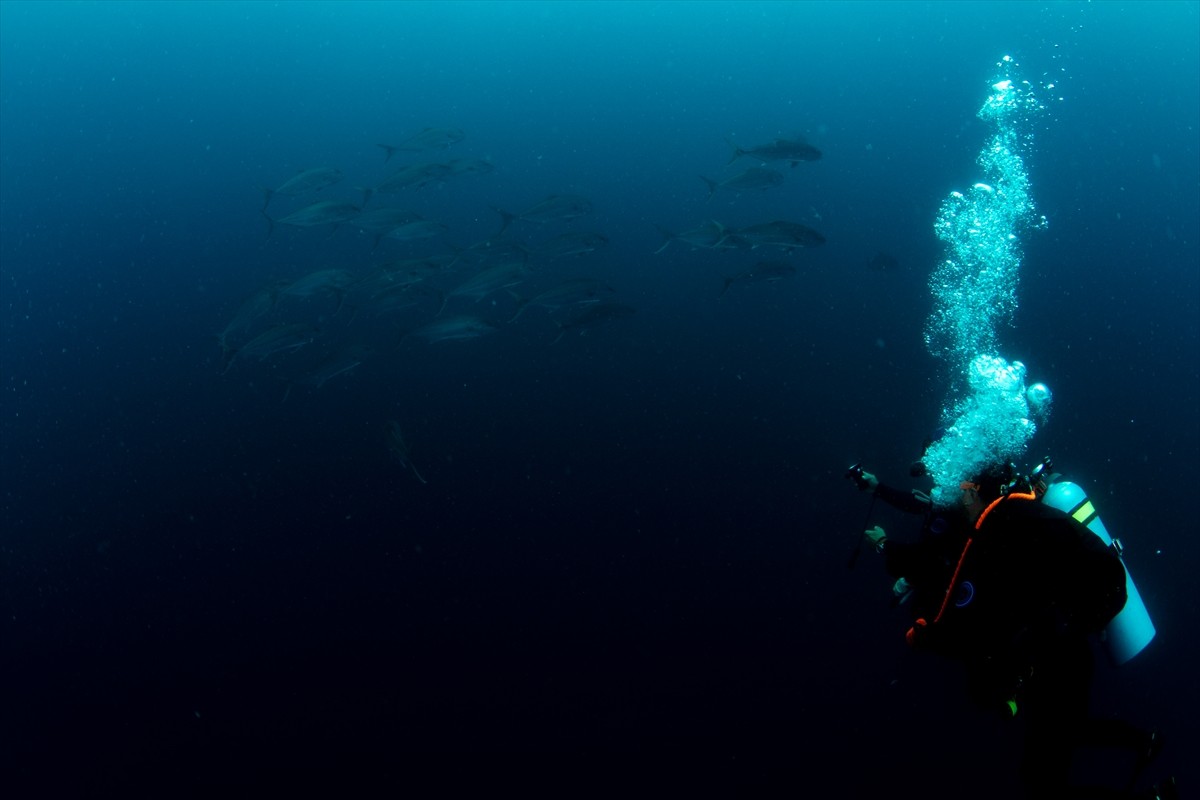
[844,462,869,489]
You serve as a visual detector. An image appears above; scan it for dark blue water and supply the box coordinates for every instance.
[2,1,1196,794]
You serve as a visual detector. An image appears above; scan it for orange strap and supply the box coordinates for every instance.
[909,490,1039,641]
[974,490,1036,531]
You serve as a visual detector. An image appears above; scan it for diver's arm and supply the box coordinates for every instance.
[859,470,931,520]
[867,474,933,516]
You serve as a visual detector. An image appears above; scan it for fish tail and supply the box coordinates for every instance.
[710,220,731,249]
[260,187,274,213]
[652,224,675,255]
[724,137,743,165]
[220,345,240,375]
[434,291,448,317]
[718,276,735,297]
[493,206,516,235]
[376,143,397,162]
[699,175,717,202]
[409,462,428,484]
[358,186,374,208]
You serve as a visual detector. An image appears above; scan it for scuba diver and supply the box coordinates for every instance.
[847,462,1177,800]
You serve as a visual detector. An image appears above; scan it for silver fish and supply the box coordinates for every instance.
[445,158,496,176]
[362,162,455,205]
[527,231,609,261]
[222,323,315,372]
[407,315,499,344]
[356,256,451,297]
[368,282,440,315]
[218,280,288,354]
[282,269,357,298]
[298,345,370,389]
[653,220,736,254]
[494,194,593,233]
[726,136,822,166]
[383,219,448,243]
[264,200,360,238]
[699,167,785,201]
[439,262,532,313]
[719,260,797,296]
[450,238,530,270]
[553,303,636,343]
[508,278,615,322]
[347,207,425,251]
[377,128,465,160]
[349,207,423,232]
[733,220,826,250]
[281,269,357,315]
[262,166,343,211]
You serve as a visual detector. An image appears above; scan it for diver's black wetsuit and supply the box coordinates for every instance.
[868,481,973,622]
[871,481,935,516]
[873,485,1154,799]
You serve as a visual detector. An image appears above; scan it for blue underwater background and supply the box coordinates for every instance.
[1,1,1197,795]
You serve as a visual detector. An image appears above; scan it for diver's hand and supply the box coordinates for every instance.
[845,464,879,491]
[865,526,887,553]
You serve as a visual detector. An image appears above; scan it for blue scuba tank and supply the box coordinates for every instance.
[1040,477,1156,665]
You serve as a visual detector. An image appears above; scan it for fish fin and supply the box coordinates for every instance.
[392,326,413,352]
[409,462,428,484]
[507,292,529,323]
[708,220,731,249]
[376,143,397,162]
[261,209,276,240]
[445,244,468,271]
[220,347,239,375]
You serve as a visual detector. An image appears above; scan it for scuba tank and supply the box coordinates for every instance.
[1029,459,1157,665]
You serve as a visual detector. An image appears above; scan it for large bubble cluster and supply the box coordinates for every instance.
[924,356,1039,507]
[926,57,1047,368]
[922,57,1052,505]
